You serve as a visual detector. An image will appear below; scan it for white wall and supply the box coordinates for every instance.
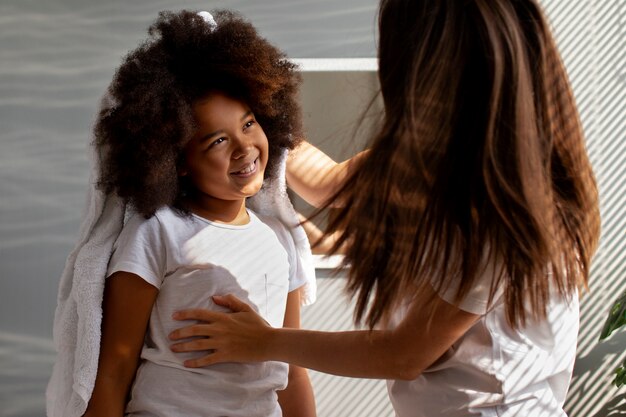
[544,0,626,415]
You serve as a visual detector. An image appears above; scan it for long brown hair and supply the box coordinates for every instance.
[324,0,600,329]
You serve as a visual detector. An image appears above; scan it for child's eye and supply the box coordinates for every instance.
[209,137,226,148]
[244,120,256,130]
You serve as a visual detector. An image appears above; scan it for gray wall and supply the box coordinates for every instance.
[0,1,623,416]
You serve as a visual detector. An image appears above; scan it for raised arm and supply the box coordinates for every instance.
[83,272,158,417]
[286,141,367,208]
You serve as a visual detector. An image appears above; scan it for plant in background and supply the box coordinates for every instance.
[599,291,626,387]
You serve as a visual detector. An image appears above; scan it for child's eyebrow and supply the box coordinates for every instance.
[198,111,254,143]
[199,129,224,143]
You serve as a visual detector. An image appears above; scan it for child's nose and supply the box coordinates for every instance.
[231,135,253,159]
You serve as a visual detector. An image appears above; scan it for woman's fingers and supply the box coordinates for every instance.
[168,323,215,341]
[170,340,226,368]
[168,296,273,366]
[170,337,214,352]
[172,308,225,322]
[212,294,253,312]
[182,352,224,368]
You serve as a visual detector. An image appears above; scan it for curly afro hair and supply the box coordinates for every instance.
[95,10,303,218]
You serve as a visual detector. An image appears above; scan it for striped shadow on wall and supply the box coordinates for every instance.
[549,0,626,415]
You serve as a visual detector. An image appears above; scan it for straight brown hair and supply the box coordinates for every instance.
[323,0,600,329]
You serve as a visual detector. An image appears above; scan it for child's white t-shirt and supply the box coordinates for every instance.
[106,206,306,417]
[387,262,579,417]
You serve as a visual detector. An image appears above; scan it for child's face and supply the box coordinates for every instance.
[181,92,269,204]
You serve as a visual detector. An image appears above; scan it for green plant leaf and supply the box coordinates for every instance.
[613,358,626,388]
[600,291,626,341]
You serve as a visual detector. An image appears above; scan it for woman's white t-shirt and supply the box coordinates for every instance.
[107,207,306,417]
[387,262,579,417]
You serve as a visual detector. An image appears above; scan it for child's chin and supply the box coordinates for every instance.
[244,179,264,197]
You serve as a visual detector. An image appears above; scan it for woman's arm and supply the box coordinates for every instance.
[83,272,158,417]
[276,289,317,417]
[286,141,367,208]
[297,212,346,255]
[169,285,478,381]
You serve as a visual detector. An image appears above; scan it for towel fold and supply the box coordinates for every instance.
[248,148,317,305]
[46,132,316,417]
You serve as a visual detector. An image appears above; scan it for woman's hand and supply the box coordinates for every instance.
[169,294,273,367]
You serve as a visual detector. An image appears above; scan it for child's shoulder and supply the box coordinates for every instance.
[250,209,288,234]
[123,206,189,233]
[249,209,296,252]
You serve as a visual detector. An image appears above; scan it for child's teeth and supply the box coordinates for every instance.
[238,162,254,174]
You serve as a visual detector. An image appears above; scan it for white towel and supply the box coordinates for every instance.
[45,132,316,417]
[248,148,317,305]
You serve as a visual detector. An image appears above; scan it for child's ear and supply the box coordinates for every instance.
[177,162,188,177]
[177,153,189,176]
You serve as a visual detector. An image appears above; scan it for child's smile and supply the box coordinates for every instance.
[181,92,269,222]
[230,156,259,178]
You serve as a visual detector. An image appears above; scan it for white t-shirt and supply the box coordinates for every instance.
[387,262,579,417]
[107,207,306,417]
